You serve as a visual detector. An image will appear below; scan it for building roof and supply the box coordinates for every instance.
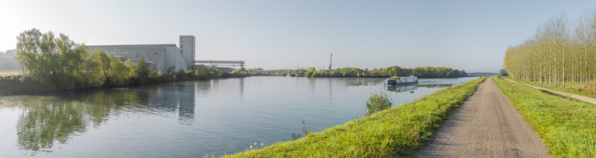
[86,44,177,63]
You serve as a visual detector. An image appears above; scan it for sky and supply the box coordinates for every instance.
[2,0,596,72]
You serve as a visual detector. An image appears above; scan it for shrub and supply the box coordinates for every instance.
[221,72,231,78]
[176,69,185,78]
[213,69,220,78]
[366,91,392,115]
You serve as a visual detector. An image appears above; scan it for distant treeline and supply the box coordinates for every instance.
[504,10,596,88]
[0,49,21,71]
[302,66,467,78]
[0,29,227,95]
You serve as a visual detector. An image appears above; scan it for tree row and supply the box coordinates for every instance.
[303,66,467,78]
[504,10,596,87]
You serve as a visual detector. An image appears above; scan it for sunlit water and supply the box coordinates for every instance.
[0,76,477,157]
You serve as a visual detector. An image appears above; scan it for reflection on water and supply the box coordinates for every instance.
[384,84,418,92]
[419,84,452,88]
[383,84,453,93]
[0,77,476,157]
[9,81,202,153]
[16,98,87,153]
[344,78,385,87]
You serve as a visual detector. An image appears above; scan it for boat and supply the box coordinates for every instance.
[384,74,418,85]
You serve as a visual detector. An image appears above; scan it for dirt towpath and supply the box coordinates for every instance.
[411,77,551,158]
[503,78,596,105]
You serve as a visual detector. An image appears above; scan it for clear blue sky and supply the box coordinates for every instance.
[1,0,596,72]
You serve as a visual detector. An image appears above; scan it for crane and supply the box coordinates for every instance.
[329,54,333,71]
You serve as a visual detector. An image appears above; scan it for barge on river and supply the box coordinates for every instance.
[384,75,418,85]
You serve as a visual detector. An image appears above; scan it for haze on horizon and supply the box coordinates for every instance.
[2,0,596,72]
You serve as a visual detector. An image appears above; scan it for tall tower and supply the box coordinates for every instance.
[179,35,195,70]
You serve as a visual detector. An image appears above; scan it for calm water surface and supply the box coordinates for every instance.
[0,76,477,157]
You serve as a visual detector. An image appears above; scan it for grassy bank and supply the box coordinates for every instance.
[224,77,486,157]
[493,77,596,157]
[508,78,596,98]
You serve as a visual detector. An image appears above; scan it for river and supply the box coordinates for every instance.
[0,76,477,157]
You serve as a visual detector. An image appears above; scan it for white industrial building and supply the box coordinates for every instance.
[87,35,196,72]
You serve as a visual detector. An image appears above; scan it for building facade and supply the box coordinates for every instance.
[179,35,195,70]
[87,35,195,72]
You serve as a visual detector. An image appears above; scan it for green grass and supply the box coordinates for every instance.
[224,77,486,157]
[508,78,596,98]
[493,77,596,157]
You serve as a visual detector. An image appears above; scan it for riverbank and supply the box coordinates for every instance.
[268,74,476,79]
[492,77,596,157]
[0,72,245,96]
[224,77,486,157]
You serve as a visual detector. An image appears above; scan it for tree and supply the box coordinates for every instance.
[16,29,93,85]
[124,59,136,78]
[305,67,315,77]
[109,56,129,84]
[135,58,150,79]
[195,65,211,79]
[498,69,509,76]
[92,48,112,82]
[15,29,43,79]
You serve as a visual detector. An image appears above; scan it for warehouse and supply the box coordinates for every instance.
[87,35,195,72]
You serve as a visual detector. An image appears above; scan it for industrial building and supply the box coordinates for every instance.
[87,35,195,72]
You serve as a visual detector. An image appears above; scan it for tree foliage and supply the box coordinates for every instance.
[498,69,509,76]
[12,29,224,90]
[504,10,596,88]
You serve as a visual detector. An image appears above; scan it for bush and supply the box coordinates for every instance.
[366,91,392,115]
[213,69,220,78]
[221,72,231,78]
[176,69,186,80]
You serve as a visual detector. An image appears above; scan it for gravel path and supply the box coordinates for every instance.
[411,77,551,158]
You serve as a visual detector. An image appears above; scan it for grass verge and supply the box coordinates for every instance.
[507,78,596,98]
[493,76,596,157]
[224,77,486,157]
